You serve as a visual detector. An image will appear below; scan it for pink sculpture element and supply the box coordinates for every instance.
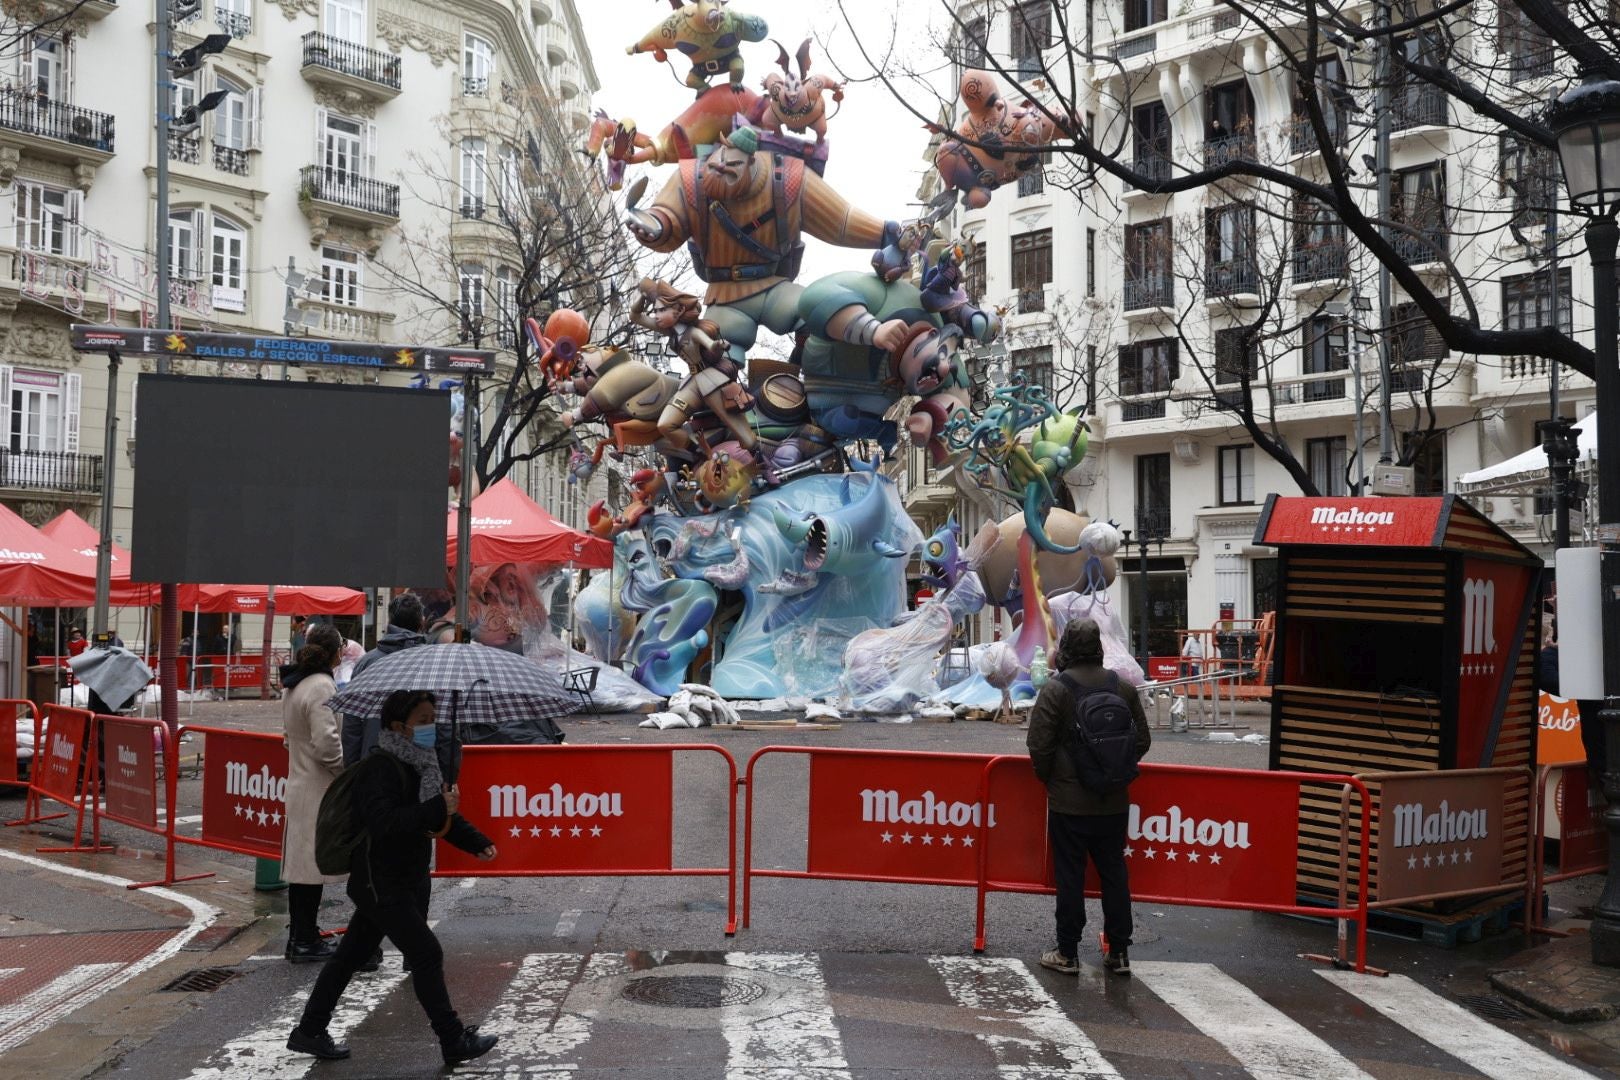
[933,69,1076,210]
[582,86,765,180]
[583,112,658,191]
[758,39,843,145]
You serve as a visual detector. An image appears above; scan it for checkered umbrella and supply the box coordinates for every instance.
[327,642,578,729]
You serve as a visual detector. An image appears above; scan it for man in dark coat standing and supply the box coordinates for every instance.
[341,593,427,766]
[1026,618,1151,976]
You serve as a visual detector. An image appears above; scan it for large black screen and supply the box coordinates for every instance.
[132,375,449,587]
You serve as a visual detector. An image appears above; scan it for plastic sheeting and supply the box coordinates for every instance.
[840,600,956,713]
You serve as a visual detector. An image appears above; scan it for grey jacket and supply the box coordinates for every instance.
[1025,661,1151,816]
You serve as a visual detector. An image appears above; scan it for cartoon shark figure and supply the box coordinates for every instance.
[770,474,910,576]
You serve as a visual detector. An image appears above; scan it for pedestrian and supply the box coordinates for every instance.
[1026,618,1151,977]
[66,627,88,657]
[286,689,499,1067]
[279,623,347,964]
[341,592,427,766]
[289,615,308,655]
[1179,632,1204,678]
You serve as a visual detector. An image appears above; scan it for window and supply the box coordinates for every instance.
[1291,55,1352,152]
[1499,0,1557,81]
[27,34,68,99]
[1119,337,1178,396]
[498,142,523,207]
[1205,80,1255,164]
[964,240,985,304]
[1125,0,1169,32]
[958,15,988,71]
[1017,159,1045,197]
[214,75,256,151]
[1214,325,1258,386]
[1388,300,1446,366]
[1011,229,1052,313]
[168,209,202,282]
[1012,346,1054,400]
[217,0,252,35]
[1085,344,1097,410]
[1303,315,1347,401]
[1499,134,1557,237]
[460,137,487,218]
[1205,203,1255,295]
[1135,453,1171,537]
[14,181,79,257]
[1393,31,1446,129]
[1503,268,1572,333]
[324,0,365,42]
[1306,435,1348,496]
[1393,163,1447,261]
[1132,101,1171,175]
[211,216,247,312]
[321,111,368,180]
[1085,228,1096,297]
[1404,432,1446,496]
[1010,1,1050,76]
[321,245,361,307]
[1293,194,1346,281]
[458,264,485,340]
[171,69,198,122]
[494,267,517,347]
[1125,219,1172,308]
[1219,445,1255,505]
[3,368,81,458]
[463,32,494,95]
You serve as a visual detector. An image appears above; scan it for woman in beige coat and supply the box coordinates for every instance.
[280,623,345,963]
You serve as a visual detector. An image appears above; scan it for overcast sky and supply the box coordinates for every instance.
[576,1,951,289]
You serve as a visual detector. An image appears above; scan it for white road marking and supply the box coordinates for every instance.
[477,952,630,1075]
[0,848,218,1054]
[931,956,1120,1078]
[1133,961,1373,1080]
[722,952,851,1080]
[0,964,123,1045]
[1320,970,1595,1079]
[554,909,582,937]
[0,968,23,984]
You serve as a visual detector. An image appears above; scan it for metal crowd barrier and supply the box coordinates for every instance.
[1136,669,1243,729]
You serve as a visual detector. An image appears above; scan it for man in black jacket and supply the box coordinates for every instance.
[1026,618,1151,977]
[341,593,427,766]
[288,690,499,1067]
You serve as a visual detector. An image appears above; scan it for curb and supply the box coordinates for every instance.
[1489,968,1620,1024]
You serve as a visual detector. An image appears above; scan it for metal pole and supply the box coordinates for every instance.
[1375,0,1395,465]
[1586,213,1620,966]
[91,348,119,642]
[1349,325,1366,494]
[453,376,478,636]
[281,255,295,381]
[155,0,180,736]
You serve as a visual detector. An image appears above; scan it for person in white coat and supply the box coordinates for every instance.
[280,623,346,963]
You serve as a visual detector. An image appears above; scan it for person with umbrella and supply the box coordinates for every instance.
[287,689,499,1066]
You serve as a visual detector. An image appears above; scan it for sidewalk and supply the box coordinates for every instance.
[1490,876,1620,1053]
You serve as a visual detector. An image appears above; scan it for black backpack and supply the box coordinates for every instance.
[1053,671,1140,794]
[315,752,409,875]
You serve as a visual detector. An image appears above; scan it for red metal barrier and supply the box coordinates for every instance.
[4,705,113,854]
[1,699,40,812]
[1532,761,1608,932]
[194,655,267,692]
[172,724,289,861]
[90,715,214,891]
[432,743,738,935]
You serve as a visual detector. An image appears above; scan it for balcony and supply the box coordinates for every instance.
[0,89,115,187]
[1300,371,1347,402]
[1125,153,1172,191]
[19,0,115,20]
[298,166,400,254]
[297,297,395,343]
[1292,240,1349,284]
[1203,131,1255,169]
[1205,259,1258,299]
[462,76,489,98]
[300,32,402,102]
[1506,42,1555,83]
[212,144,249,176]
[1120,396,1168,421]
[1391,86,1447,132]
[1285,115,1346,157]
[1135,508,1172,540]
[1111,30,1157,59]
[167,129,201,165]
[0,450,103,496]
[1123,273,1174,311]
[216,10,252,38]
[555,59,583,100]
[1504,354,1550,381]
[1390,226,1448,266]
[530,0,554,24]
[541,21,569,66]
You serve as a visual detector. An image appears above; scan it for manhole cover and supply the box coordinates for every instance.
[161,967,239,993]
[621,974,767,1009]
[1455,993,1534,1021]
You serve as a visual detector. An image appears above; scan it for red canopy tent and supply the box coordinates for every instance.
[445,478,611,569]
[0,501,118,606]
[175,583,366,615]
[39,510,157,605]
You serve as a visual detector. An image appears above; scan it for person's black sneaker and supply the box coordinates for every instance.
[357,947,383,973]
[286,1027,350,1060]
[285,938,336,964]
[1103,948,1131,977]
[442,1028,498,1066]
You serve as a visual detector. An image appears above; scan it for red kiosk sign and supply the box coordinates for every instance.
[1259,497,1445,547]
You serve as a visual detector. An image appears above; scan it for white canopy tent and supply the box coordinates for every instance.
[1456,415,1599,492]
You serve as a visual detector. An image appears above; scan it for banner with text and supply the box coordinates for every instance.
[1538,692,1586,766]
[35,707,88,808]
[1375,772,1508,901]
[100,718,157,828]
[198,728,288,859]
[437,746,674,874]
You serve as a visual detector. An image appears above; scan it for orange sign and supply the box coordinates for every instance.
[1538,692,1586,765]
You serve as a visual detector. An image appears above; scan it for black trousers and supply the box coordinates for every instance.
[287,883,324,943]
[1049,810,1132,958]
[298,878,463,1045]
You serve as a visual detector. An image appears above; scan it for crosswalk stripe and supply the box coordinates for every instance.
[476,952,630,1074]
[930,956,1121,1078]
[0,963,123,1052]
[0,968,24,986]
[1133,962,1373,1080]
[1320,970,1595,1079]
[722,953,851,1079]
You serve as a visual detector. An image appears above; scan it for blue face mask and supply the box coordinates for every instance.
[410,725,438,749]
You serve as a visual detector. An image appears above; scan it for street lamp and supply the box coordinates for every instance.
[1121,520,1165,671]
[1546,75,1620,966]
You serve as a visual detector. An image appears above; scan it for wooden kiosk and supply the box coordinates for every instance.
[1255,496,1542,900]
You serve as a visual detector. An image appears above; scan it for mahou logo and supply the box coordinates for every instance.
[1391,799,1489,848]
[860,788,998,828]
[1462,578,1497,657]
[488,783,625,819]
[50,733,75,761]
[1129,804,1252,849]
[1309,506,1395,527]
[225,761,287,802]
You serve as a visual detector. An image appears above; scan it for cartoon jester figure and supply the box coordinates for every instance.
[627,1,769,94]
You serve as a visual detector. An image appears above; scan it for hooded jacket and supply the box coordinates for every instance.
[348,748,490,904]
[338,625,428,765]
[350,624,428,682]
[1026,660,1151,816]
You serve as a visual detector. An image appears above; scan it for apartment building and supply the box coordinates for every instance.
[925,0,1593,656]
[0,0,610,655]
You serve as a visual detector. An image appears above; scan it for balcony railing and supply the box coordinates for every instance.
[1123,273,1174,310]
[167,129,200,164]
[1507,42,1555,83]
[212,143,249,175]
[1301,371,1347,401]
[300,297,389,342]
[462,76,489,97]
[1136,508,1172,540]
[1205,259,1258,297]
[1390,226,1448,265]
[1203,131,1255,168]
[301,32,402,91]
[1016,285,1046,314]
[1505,354,1550,380]
[1285,114,1346,156]
[1391,86,1447,131]
[0,449,103,495]
[217,10,251,37]
[299,166,400,218]
[1120,396,1168,421]
[1126,153,1173,189]
[1111,31,1158,59]
[1292,239,1348,283]
[0,89,115,153]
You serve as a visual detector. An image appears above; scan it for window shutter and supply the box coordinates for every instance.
[65,189,82,260]
[248,86,262,150]
[313,105,327,170]
[191,210,206,285]
[0,367,12,451]
[365,121,378,179]
[1117,344,1135,396]
[62,372,81,454]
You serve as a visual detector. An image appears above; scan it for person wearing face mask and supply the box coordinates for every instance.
[278,623,347,963]
[287,690,499,1067]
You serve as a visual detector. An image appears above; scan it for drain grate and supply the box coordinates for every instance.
[1455,993,1534,1021]
[621,974,766,1009]
[161,967,240,993]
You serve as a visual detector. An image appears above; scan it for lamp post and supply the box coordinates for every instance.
[1546,75,1620,966]
[1121,519,1166,670]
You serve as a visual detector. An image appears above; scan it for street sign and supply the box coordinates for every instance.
[68,325,496,376]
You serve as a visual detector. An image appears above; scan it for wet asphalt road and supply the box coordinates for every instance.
[4,717,1617,1078]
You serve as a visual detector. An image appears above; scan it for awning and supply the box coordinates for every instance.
[445,477,612,570]
[175,583,367,616]
[1457,415,1598,493]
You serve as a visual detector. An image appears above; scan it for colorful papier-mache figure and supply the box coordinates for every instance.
[628,277,758,455]
[758,40,843,145]
[627,0,769,94]
[933,68,1076,210]
[583,112,658,191]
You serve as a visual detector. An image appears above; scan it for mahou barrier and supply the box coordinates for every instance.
[4,705,111,855]
[1530,762,1605,932]
[172,724,291,861]
[90,715,214,890]
[431,743,738,934]
[0,699,41,807]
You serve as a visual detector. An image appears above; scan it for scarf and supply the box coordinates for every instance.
[377,729,444,803]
